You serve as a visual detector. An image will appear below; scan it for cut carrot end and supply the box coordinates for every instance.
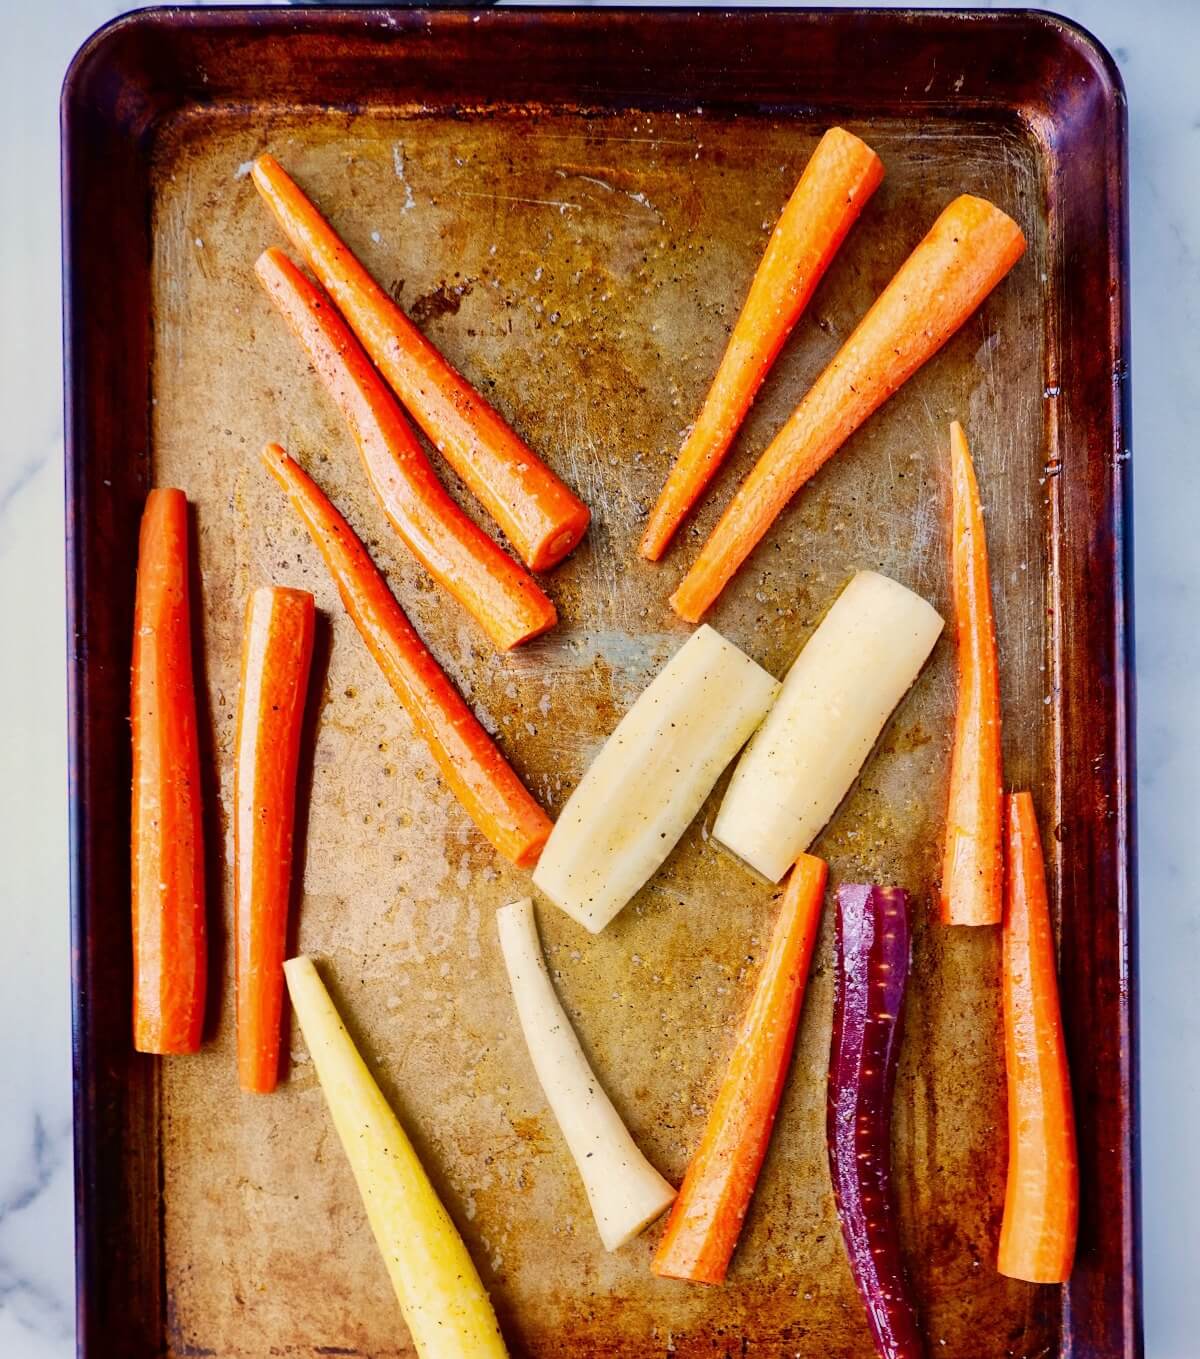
[652,853,828,1285]
[997,791,1078,1284]
[940,420,1004,928]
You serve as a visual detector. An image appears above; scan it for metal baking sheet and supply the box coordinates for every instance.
[63,9,1137,1358]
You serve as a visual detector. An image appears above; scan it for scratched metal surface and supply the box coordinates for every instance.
[149,105,1053,1358]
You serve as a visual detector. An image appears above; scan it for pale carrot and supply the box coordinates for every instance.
[652,854,828,1284]
[640,128,883,561]
[256,248,556,652]
[252,154,590,572]
[671,195,1026,621]
[234,586,316,1093]
[261,443,552,869]
[131,488,206,1054]
[998,791,1078,1284]
[940,421,1004,926]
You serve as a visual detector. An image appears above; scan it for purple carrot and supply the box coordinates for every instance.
[827,884,922,1359]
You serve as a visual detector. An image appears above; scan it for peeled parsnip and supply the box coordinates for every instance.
[532,625,779,931]
[496,898,676,1249]
[714,571,943,881]
[283,957,508,1359]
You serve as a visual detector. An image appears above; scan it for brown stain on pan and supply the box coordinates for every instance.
[148,101,1051,1358]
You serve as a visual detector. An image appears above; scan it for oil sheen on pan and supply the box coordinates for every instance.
[148,106,1052,1357]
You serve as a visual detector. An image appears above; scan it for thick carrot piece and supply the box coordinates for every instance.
[261,443,552,868]
[999,792,1078,1284]
[252,154,590,572]
[256,249,556,652]
[652,854,828,1284]
[940,421,1004,925]
[234,586,316,1093]
[671,195,1026,621]
[131,489,206,1054]
[640,128,883,561]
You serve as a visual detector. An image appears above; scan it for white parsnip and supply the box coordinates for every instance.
[714,571,944,881]
[283,957,509,1359]
[532,624,779,931]
[496,898,676,1250]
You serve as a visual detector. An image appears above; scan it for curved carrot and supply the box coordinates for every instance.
[652,854,828,1284]
[999,792,1078,1284]
[131,489,206,1054]
[261,443,552,869]
[640,128,883,561]
[256,249,556,652]
[671,195,1026,621]
[940,421,1003,925]
[234,586,316,1093]
[252,154,590,572]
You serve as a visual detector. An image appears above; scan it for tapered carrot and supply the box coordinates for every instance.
[652,854,828,1284]
[256,249,555,652]
[999,792,1078,1284]
[131,489,206,1054]
[640,129,883,562]
[261,443,552,868]
[671,195,1026,621]
[252,154,590,572]
[234,586,316,1093]
[940,421,1003,926]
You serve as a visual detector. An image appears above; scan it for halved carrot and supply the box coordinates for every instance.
[261,443,552,869]
[940,421,1004,926]
[234,586,316,1093]
[671,195,1026,621]
[652,854,828,1284]
[131,488,206,1054]
[256,248,556,652]
[998,791,1078,1284]
[640,128,883,562]
[252,154,590,572]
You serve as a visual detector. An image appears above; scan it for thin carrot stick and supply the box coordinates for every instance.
[234,586,316,1093]
[261,443,552,869]
[652,854,828,1284]
[940,421,1004,926]
[671,195,1026,621]
[252,154,590,572]
[999,792,1078,1284]
[131,488,206,1054]
[640,128,883,561]
[256,248,556,652]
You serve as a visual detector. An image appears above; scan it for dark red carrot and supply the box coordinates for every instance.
[261,442,552,868]
[652,853,828,1284]
[256,248,556,652]
[640,128,883,561]
[828,884,921,1359]
[131,488,206,1054]
[234,586,316,1093]
[252,153,590,572]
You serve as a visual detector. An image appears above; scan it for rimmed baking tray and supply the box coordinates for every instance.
[63,8,1137,1356]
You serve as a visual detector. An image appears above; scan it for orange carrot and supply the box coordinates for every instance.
[234,586,316,1093]
[640,128,883,561]
[256,248,556,652]
[131,489,206,1054]
[652,854,828,1284]
[941,421,1004,925]
[261,443,552,868]
[999,792,1078,1283]
[252,154,590,572]
[671,195,1026,621]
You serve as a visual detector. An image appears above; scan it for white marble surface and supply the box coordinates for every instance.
[0,1,1194,1355]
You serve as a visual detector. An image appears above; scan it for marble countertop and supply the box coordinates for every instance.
[1,1,1194,1355]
